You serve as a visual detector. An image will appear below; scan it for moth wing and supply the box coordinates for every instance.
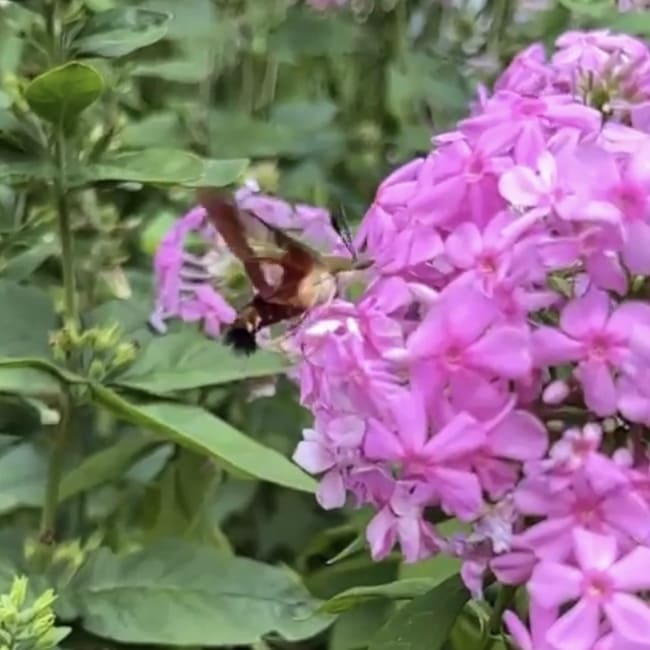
[237,208,319,272]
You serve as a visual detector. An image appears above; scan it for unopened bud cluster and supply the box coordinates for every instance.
[49,323,136,380]
[0,577,69,650]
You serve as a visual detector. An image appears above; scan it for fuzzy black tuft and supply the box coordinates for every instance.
[224,326,258,355]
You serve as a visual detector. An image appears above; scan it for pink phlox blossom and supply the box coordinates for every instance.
[401,282,531,413]
[296,300,403,417]
[529,527,650,650]
[459,91,601,166]
[355,158,424,264]
[444,210,541,296]
[474,404,548,499]
[409,136,511,228]
[363,388,486,521]
[366,479,440,563]
[495,43,551,95]
[516,467,650,563]
[150,206,237,337]
[532,288,650,416]
[504,599,559,650]
[293,413,366,509]
[577,142,650,274]
[499,148,622,230]
[553,30,649,78]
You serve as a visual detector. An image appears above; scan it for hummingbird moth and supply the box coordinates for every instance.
[197,188,371,355]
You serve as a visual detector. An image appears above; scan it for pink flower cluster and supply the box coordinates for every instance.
[150,181,342,337]
[292,30,650,650]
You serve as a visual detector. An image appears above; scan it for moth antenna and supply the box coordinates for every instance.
[331,205,357,261]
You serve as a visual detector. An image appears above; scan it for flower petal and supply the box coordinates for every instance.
[610,546,650,592]
[604,593,650,645]
[529,560,582,608]
[573,527,618,572]
[561,288,611,339]
[546,600,601,650]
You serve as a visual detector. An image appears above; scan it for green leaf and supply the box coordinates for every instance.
[0,281,57,358]
[369,575,470,650]
[67,539,333,645]
[76,148,204,185]
[91,385,316,493]
[0,442,47,514]
[59,435,157,502]
[0,366,62,398]
[111,331,289,395]
[321,578,445,614]
[3,239,58,281]
[608,12,650,36]
[24,62,104,124]
[268,12,360,62]
[183,158,249,188]
[0,357,83,387]
[557,0,612,17]
[75,8,171,57]
[86,297,154,347]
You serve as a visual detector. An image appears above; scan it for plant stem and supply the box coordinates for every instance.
[39,395,71,544]
[38,0,78,553]
[54,123,79,334]
[487,584,517,639]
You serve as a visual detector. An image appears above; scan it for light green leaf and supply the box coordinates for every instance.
[320,578,445,614]
[76,148,204,185]
[0,366,62,397]
[0,281,57,358]
[0,442,47,514]
[3,239,58,281]
[59,436,157,502]
[24,62,104,124]
[67,539,333,645]
[183,158,249,188]
[0,158,55,182]
[75,8,171,57]
[91,385,316,493]
[111,331,289,395]
[0,357,83,387]
[608,12,650,36]
[369,575,470,650]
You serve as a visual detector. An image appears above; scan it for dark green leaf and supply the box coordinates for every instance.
[332,603,393,650]
[3,239,58,281]
[75,148,204,185]
[0,281,57,358]
[268,12,360,62]
[91,385,316,493]
[24,62,104,124]
[0,442,47,514]
[369,575,470,650]
[0,157,55,182]
[111,330,289,395]
[321,578,445,614]
[75,8,171,57]
[59,435,157,502]
[67,539,333,645]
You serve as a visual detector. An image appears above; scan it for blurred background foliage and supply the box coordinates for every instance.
[0,1,644,649]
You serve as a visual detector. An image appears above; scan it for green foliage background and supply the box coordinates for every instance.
[0,1,643,649]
